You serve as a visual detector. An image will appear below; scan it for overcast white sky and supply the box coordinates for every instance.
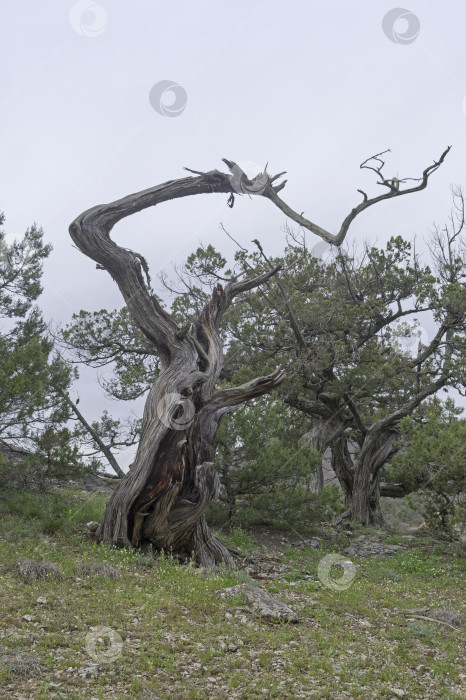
[1,1,466,468]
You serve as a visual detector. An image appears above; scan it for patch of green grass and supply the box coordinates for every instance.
[0,488,106,538]
[0,488,464,699]
[216,527,256,554]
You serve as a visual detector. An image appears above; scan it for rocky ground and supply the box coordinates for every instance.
[0,487,464,699]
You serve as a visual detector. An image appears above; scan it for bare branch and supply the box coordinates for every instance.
[69,149,450,368]
[210,368,286,410]
[262,147,451,246]
[223,265,282,308]
[252,238,307,354]
[59,390,125,478]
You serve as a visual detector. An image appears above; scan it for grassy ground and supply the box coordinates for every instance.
[0,488,464,699]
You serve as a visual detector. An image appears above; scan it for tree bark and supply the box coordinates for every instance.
[300,415,348,493]
[351,466,385,527]
[349,433,397,526]
[330,435,354,506]
[90,290,284,565]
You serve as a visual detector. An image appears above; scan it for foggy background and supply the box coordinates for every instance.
[1,0,466,469]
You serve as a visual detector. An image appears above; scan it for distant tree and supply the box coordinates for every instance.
[0,212,81,484]
[223,185,465,526]
[226,233,431,493]
[337,187,466,525]
[209,399,338,531]
[61,306,159,401]
[390,398,466,537]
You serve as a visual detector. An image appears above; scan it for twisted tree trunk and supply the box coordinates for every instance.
[300,414,348,493]
[331,434,354,506]
[69,163,292,565]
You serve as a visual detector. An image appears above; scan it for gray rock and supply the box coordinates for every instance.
[219,584,298,623]
[84,472,115,494]
[82,665,99,679]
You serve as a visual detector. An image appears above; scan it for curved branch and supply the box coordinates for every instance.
[223,265,282,308]
[210,368,286,410]
[261,147,451,246]
[70,149,450,364]
[69,170,234,361]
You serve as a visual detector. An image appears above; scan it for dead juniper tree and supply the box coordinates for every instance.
[69,149,450,564]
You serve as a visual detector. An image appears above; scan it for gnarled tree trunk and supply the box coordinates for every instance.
[348,368,451,526]
[300,414,349,493]
[69,163,294,565]
[330,434,354,506]
[349,432,398,526]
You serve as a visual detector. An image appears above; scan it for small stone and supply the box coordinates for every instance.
[391,689,407,698]
[22,614,34,622]
[48,683,60,690]
[227,642,238,652]
[83,666,99,679]
[219,584,298,623]
[85,521,99,532]
[207,676,217,683]
[36,596,47,604]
